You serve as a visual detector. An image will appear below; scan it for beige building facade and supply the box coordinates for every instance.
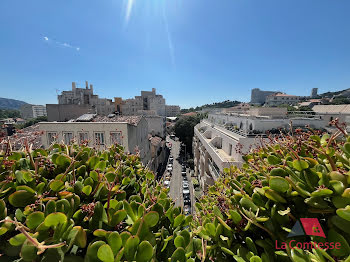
[39,118,151,165]
[265,93,300,106]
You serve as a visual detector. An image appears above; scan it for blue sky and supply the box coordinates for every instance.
[0,0,350,108]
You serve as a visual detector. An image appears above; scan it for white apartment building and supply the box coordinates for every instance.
[20,104,47,119]
[194,110,327,190]
[165,105,181,117]
[39,115,151,165]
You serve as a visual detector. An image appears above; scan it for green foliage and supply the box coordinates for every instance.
[0,144,196,261]
[4,128,350,261]
[194,128,350,261]
[0,109,20,119]
[174,115,204,155]
[181,100,241,113]
[17,116,48,129]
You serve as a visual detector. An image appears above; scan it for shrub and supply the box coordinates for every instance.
[0,143,196,261]
[194,126,350,261]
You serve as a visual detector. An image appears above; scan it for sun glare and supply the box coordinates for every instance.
[125,0,135,24]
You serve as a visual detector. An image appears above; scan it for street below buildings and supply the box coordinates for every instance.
[166,136,195,213]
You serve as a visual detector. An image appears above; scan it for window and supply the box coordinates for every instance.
[110,132,122,145]
[78,132,89,144]
[47,132,57,144]
[63,132,73,145]
[329,116,333,127]
[94,132,105,145]
[229,144,233,156]
[249,123,253,130]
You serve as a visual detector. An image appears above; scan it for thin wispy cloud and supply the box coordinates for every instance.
[43,36,80,51]
[125,0,135,25]
[162,3,176,68]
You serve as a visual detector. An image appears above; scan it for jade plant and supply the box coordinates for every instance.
[0,143,197,261]
[194,122,350,262]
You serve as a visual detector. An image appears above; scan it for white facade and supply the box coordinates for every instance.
[32,106,47,118]
[194,112,327,190]
[39,118,151,165]
[20,104,47,119]
[193,120,256,190]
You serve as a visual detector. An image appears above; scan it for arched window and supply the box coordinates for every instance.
[249,123,253,130]
[240,122,243,129]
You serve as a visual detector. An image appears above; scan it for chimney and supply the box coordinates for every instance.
[152,88,156,94]
[90,84,93,92]
[72,82,76,90]
[85,81,89,89]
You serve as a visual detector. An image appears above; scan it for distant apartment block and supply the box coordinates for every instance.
[311,88,318,98]
[20,104,47,119]
[250,88,278,105]
[165,105,181,117]
[265,93,300,106]
[115,89,180,117]
[47,81,115,121]
[119,88,166,116]
[193,109,326,190]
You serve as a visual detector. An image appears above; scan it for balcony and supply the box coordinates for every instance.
[194,125,236,172]
[208,159,220,181]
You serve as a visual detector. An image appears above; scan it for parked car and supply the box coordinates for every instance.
[184,205,191,215]
[167,167,172,172]
[182,182,189,189]
[183,189,190,195]
[164,180,170,188]
[170,134,175,140]
[181,171,186,177]
[181,166,186,172]
[183,176,188,182]
[183,195,191,205]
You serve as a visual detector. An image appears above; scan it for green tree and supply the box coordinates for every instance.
[0,109,20,119]
[17,116,48,129]
[174,115,205,156]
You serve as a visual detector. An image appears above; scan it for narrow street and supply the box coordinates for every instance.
[166,136,195,213]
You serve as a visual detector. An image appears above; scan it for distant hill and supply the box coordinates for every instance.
[181,100,241,113]
[0,97,28,110]
[319,88,350,98]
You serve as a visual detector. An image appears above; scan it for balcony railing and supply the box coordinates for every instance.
[208,159,220,181]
